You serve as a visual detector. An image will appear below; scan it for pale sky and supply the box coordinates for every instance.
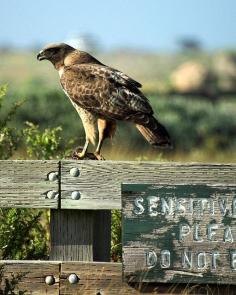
[1,0,236,51]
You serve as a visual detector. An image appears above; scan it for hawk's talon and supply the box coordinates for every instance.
[71,148,99,160]
[77,152,86,158]
[71,150,86,159]
[94,152,105,160]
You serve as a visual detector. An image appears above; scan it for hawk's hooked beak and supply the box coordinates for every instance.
[37,50,46,61]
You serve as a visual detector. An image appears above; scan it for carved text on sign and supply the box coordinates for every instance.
[122,184,236,283]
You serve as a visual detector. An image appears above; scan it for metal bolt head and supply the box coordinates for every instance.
[70,167,80,177]
[48,172,58,182]
[46,190,57,199]
[68,273,79,284]
[71,191,81,200]
[45,275,55,285]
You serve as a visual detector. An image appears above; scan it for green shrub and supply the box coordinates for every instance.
[23,122,63,159]
[0,208,48,260]
[0,85,22,159]
[151,95,236,152]
[111,210,122,262]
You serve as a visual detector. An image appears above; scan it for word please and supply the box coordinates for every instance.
[180,223,235,242]
[133,196,236,217]
[146,250,236,270]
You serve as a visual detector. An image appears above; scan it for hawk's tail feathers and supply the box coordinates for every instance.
[135,116,172,149]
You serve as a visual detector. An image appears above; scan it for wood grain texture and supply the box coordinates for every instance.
[93,210,111,262]
[0,261,235,294]
[122,184,236,285]
[59,262,236,295]
[0,160,59,208]
[1,160,235,210]
[60,261,148,295]
[60,160,236,209]
[0,260,59,295]
[50,210,94,261]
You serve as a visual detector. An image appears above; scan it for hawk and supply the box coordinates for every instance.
[37,43,171,159]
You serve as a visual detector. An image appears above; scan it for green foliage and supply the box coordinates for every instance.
[111,210,122,262]
[0,209,47,260]
[0,127,19,160]
[9,87,81,144]
[0,85,23,160]
[153,96,236,153]
[23,122,64,159]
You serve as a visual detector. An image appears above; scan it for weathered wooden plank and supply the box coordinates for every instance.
[60,160,236,209]
[50,210,94,261]
[60,262,143,295]
[0,160,59,208]
[0,260,59,295]
[60,262,236,295]
[1,160,235,210]
[0,260,235,295]
[122,183,236,285]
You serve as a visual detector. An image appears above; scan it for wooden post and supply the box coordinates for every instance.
[50,210,94,261]
[50,209,111,261]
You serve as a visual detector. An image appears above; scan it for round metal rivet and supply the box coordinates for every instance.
[71,191,81,200]
[70,167,80,177]
[48,172,58,182]
[68,273,79,284]
[46,190,57,199]
[45,275,55,285]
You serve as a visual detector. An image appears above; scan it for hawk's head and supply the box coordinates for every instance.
[37,43,75,67]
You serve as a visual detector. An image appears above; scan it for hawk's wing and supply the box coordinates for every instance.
[60,64,153,121]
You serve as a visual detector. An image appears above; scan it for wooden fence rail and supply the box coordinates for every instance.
[0,261,137,295]
[1,160,235,209]
[2,261,236,295]
[0,160,236,294]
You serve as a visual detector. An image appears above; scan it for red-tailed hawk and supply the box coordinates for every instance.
[37,43,171,159]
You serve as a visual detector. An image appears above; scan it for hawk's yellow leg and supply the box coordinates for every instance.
[77,138,89,158]
[94,138,105,160]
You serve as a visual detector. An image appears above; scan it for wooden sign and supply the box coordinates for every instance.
[122,184,236,284]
